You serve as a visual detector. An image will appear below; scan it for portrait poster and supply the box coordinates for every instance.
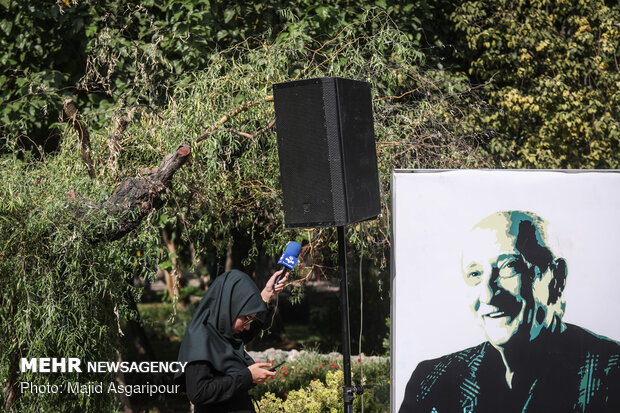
[391,170,620,412]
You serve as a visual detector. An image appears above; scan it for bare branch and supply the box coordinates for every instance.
[196,95,274,145]
[225,118,276,141]
[63,98,96,179]
[161,228,180,300]
[252,118,276,139]
[107,114,130,172]
[68,145,192,243]
[224,128,253,140]
[373,87,422,102]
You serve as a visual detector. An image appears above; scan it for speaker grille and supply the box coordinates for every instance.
[274,77,380,228]
[335,78,381,222]
[274,79,338,227]
[322,80,346,223]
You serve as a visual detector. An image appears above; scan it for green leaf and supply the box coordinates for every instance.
[315,6,329,19]
[224,8,235,23]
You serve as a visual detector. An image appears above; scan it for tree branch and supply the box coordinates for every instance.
[63,98,96,179]
[225,118,276,141]
[107,114,130,172]
[67,145,192,243]
[161,228,180,300]
[3,350,21,412]
[196,95,274,145]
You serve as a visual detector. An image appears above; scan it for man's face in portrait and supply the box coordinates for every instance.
[461,212,564,348]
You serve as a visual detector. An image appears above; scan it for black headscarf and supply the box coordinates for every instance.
[175,270,267,380]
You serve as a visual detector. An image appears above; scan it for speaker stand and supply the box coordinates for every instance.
[338,226,362,411]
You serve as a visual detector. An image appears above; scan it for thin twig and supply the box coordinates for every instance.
[225,118,276,141]
[196,95,274,145]
[373,87,422,102]
[107,113,130,172]
[301,12,386,80]
[63,98,96,179]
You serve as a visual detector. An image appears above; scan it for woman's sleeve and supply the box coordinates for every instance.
[185,361,253,406]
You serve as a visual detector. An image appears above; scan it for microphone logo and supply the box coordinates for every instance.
[278,252,298,270]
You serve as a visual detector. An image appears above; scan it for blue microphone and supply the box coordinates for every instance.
[274,241,302,291]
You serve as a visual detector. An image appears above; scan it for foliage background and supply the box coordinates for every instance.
[0,0,617,411]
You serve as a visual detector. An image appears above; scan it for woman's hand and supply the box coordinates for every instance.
[260,270,289,303]
[248,362,276,384]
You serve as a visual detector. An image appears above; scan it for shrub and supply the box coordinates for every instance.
[256,370,343,412]
[249,353,389,412]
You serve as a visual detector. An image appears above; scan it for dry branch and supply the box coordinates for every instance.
[161,228,180,299]
[225,118,276,141]
[196,95,274,145]
[63,98,96,179]
[67,145,192,242]
[108,114,130,171]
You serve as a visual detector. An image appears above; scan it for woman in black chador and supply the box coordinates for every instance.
[175,269,287,412]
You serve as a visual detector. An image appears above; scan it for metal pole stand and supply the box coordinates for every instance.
[338,226,363,412]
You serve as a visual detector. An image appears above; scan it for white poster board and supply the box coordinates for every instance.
[391,170,620,411]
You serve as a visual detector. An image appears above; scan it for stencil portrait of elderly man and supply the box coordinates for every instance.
[399,211,620,413]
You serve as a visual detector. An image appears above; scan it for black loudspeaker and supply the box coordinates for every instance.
[273,77,381,228]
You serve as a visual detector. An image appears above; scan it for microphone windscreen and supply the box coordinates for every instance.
[278,241,302,270]
[284,241,302,256]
